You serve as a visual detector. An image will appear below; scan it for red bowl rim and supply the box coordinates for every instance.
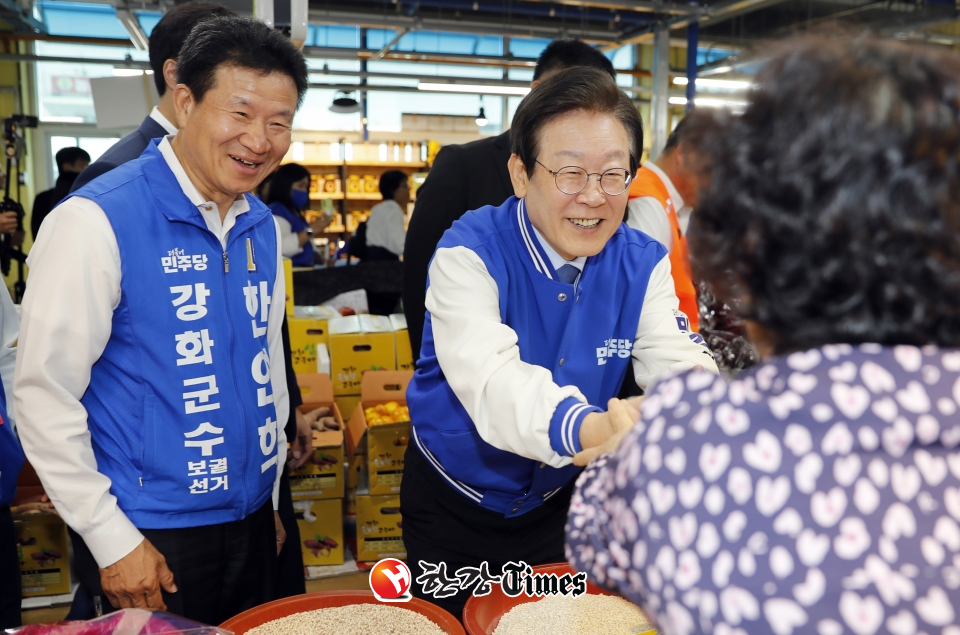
[220,590,466,635]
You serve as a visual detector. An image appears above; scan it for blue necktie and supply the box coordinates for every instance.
[557,263,579,285]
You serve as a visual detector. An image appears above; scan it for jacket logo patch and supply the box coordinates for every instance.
[162,248,209,273]
[597,338,632,365]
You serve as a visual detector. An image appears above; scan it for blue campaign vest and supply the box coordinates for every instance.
[268,202,312,267]
[0,388,24,507]
[408,196,665,516]
[73,140,280,530]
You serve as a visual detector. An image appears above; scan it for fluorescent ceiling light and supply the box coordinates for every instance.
[112,68,144,77]
[673,77,752,90]
[669,96,747,109]
[418,82,530,96]
[43,116,84,123]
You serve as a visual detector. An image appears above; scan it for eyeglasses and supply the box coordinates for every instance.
[535,159,632,196]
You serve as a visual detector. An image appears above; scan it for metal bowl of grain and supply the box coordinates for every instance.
[462,563,655,635]
[221,590,466,635]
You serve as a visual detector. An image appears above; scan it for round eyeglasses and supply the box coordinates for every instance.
[535,159,632,196]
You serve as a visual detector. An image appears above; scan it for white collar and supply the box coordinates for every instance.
[531,223,587,273]
[645,161,685,215]
[150,107,178,135]
[157,135,249,216]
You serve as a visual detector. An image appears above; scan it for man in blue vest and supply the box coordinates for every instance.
[402,66,719,617]
[14,16,307,624]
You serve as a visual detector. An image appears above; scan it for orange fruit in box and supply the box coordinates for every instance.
[364,402,411,426]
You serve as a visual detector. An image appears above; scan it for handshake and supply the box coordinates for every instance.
[574,396,644,467]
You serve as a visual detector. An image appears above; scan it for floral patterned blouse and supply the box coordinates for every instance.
[567,344,960,635]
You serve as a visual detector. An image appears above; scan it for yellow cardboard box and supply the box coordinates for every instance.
[344,457,364,515]
[328,316,396,395]
[289,374,345,500]
[356,494,404,562]
[284,259,294,316]
[289,318,329,375]
[294,498,344,566]
[14,512,71,597]
[335,395,361,423]
[346,370,413,495]
[389,314,414,371]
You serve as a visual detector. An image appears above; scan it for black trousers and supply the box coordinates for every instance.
[400,443,574,621]
[275,467,305,599]
[0,506,21,629]
[70,500,277,626]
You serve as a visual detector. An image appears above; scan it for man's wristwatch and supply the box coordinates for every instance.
[305,227,314,237]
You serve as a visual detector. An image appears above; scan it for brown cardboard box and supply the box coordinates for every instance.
[289,318,329,375]
[294,498,344,566]
[356,494,404,562]
[328,316,396,396]
[289,374,345,500]
[346,371,413,495]
[14,512,71,597]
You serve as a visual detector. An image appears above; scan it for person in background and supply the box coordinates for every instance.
[626,117,705,332]
[267,162,330,267]
[402,67,717,619]
[32,147,90,240]
[402,39,617,365]
[365,170,409,261]
[567,35,960,635]
[70,2,232,193]
[15,16,307,623]
[0,288,21,630]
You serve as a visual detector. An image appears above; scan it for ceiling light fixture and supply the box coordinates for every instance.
[476,107,488,127]
[418,82,530,96]
[329,92,362,113]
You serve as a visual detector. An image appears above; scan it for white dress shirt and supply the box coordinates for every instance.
[626,162,687,249]
[13,136,288,569]
[424,218,718,466]
[149,106,178,135]
[366,199,406,256]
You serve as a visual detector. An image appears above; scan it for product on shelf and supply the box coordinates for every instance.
[363,174,379,193]
[346,174,362,194]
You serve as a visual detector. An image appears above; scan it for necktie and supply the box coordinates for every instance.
[557,263,579,285]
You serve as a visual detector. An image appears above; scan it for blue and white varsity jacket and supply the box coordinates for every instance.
[21,140,283,533]
[408,196,717,517]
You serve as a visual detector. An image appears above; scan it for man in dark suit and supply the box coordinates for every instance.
[70,2,231,193]
[402,40,618,363]
[31,147,89,240]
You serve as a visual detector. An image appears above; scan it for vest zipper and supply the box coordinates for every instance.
[223,252,229,273]
[219,244,249,514]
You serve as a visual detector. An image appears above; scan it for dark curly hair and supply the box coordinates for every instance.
[689,34,960,354]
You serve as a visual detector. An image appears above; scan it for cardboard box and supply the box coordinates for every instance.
[346,370,413,495]
[328,316,397,395]
[14,512,71,597]
[356,494,405,562]
[289,317,330,375]
[289,374,345,500]
[284,259,294,316]
[294,498,344,566]
[391,314,413,372]
[335,395,361,422]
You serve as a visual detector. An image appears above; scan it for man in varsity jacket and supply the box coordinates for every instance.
[14,17,307,623]
[401,67,719,618]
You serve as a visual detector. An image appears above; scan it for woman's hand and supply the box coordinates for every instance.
[574,397,643,466]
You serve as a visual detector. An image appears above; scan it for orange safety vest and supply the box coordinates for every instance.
[628,166,699,332]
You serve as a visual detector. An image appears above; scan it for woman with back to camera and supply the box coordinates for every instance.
[365,169,410,261]
[566,35,960,634]
[267,162,330,266]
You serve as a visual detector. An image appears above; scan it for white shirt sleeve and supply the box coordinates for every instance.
[13,197,145,569]
[425,246,591,468]
[275,215,301,259]
[0,288,19,432]
[632,256,718,388]
[269,217,289,508]
[626,197,673,250]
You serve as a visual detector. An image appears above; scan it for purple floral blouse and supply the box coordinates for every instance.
[567,344,960,635]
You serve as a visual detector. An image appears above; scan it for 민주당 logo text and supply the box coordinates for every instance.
[415,560,588,599]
